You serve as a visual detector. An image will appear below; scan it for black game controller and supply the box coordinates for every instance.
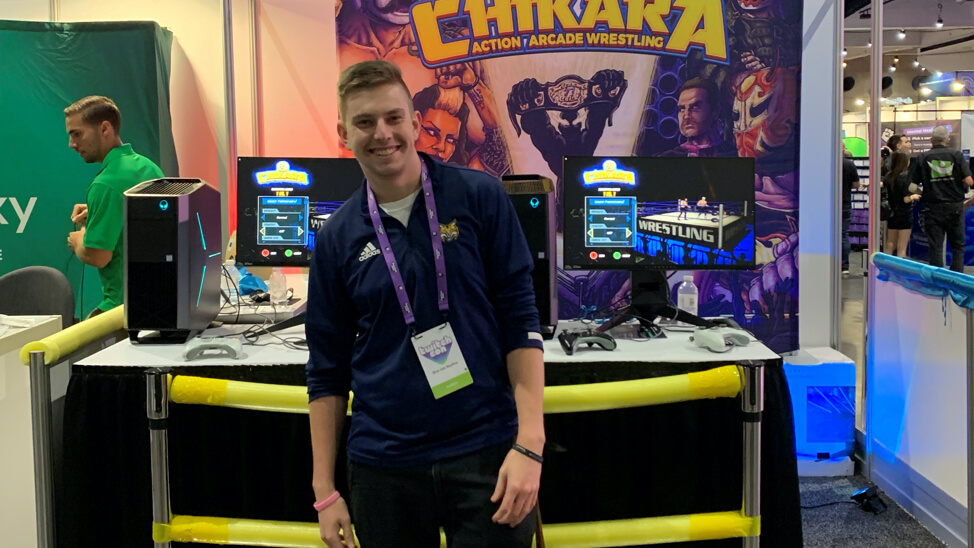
[558,329,617,356]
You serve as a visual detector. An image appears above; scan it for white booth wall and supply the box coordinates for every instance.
[871,277,970,547]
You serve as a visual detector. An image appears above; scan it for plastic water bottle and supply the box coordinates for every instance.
[676,275,698,326]
[223,260,240,304]
[269,267,288,306]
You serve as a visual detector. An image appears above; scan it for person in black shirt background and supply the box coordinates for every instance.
[884,151,921,257]
[910,126,973,272]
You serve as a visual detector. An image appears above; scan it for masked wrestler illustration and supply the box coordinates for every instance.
[336,2,512,174]
[508,69,627,231]
[724,0,801,350]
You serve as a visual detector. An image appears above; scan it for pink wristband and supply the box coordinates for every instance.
[313,491,342,512]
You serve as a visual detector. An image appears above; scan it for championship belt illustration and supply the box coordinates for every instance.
[507,74,628,137]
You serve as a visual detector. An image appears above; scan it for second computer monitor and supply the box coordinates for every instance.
[562,156,756,271]
[236,157,363,267]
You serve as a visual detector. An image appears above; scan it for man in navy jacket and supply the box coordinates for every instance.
[306,60,546,548]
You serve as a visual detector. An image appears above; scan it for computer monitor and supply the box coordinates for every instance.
[236,157,363,267]
[563,156,755,270]
[562,156,756,329]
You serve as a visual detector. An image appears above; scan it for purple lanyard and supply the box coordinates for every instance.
[366,161,449,328]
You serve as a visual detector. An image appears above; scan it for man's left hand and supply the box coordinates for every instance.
[490,447,541,527]
[68,227,85,252]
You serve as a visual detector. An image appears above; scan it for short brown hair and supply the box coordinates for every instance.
[337,61,412,121]
[64,96,122,133]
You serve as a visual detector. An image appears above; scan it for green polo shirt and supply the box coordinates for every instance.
[83,144,164,312]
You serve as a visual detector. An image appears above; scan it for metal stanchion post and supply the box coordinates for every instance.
[147,369,172,548]
[967,310,974,547]
[742,362,764,548]
[29,350,55,548]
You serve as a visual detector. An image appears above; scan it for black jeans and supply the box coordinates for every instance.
[347,440,536,548]
[841,204,851,271]
[922,201,967,272]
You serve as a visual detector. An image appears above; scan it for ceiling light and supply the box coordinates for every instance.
[936,70,943,77]
[842,61,848,68]
[897,29,906,40]
[953,81,966,91]
[890,64,896,72]
[936,3,944,28]
[867,42,872,48]
[936,17,944,28]
[894,57,899,63]
[914,60,920,67]
[842,49,848,56]
[921,87,933,96]
[856,99,865,106]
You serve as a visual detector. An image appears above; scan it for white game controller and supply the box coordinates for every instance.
[183,336,243,361]
[690,327,751,353]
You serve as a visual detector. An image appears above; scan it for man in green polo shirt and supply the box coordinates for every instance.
[65,96,164,318]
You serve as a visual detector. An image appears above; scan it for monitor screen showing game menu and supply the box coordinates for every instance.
[236,157,363,267]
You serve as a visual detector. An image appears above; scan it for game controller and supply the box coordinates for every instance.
[183,336,243,361]
[690,327,751,353]
[558,329,617,356]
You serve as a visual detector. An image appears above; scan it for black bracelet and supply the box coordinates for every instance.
[511,443,544,464]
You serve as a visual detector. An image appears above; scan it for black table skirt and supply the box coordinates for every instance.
[60,359,801,548]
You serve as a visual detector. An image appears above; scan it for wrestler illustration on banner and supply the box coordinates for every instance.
[505,69,630,319]
[656,78,737,158]
[411,62,511,175]
[507,69,627,229]
[335,1,512,173]
[728,0,801,349]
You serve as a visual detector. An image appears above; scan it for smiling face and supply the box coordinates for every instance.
[417,108,461,162]
[338,82,421,184]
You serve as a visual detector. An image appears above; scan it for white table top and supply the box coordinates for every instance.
[76,325,309,367]
[0,316,62,357]
[77,322,778,368]
[543,325,779,364]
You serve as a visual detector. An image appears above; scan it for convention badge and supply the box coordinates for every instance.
[411,322,473,399]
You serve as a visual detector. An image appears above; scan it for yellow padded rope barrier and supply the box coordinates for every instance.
[169,366,741,415]
[158,511,757,547]
[20,304,125,365]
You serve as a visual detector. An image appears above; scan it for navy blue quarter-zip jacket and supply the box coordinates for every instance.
[306,153,543,467]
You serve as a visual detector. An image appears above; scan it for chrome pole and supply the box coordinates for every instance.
[967,309,974,547]
[832,0,845,350]
[29,350,54,548]
[250,0,263,156]
[864,0,884,484]
[222,0,239,249]
[147,369,172,548]
[742,362,764,548]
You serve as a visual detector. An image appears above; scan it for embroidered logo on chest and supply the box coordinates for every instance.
[440,219,460,243]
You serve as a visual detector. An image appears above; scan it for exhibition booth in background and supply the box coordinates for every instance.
[13,0,974,547]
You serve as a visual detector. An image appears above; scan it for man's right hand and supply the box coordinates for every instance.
[71,203,88,225]
[318,497,356,548]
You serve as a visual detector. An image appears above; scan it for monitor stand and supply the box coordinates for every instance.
[595,271,715,336]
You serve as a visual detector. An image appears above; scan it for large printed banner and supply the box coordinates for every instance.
[336,0,802,352]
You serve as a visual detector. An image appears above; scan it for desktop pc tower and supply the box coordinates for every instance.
[124,178,222,343]
[501,175,557,339]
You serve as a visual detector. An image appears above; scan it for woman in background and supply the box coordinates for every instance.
[884,151,921,257]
